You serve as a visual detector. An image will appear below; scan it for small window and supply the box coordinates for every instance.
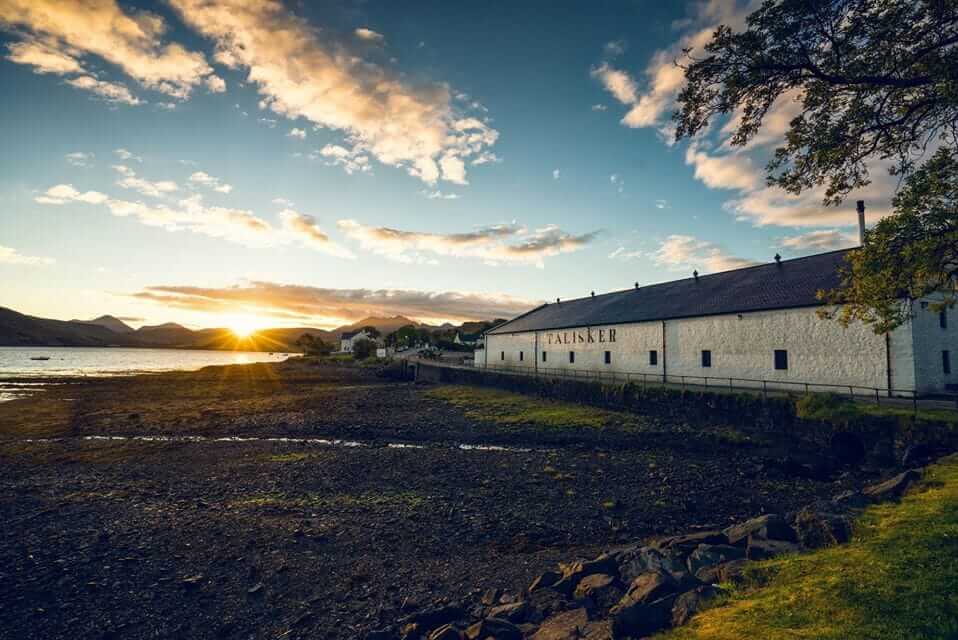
[941,311,948,329]
[500,351,504,361]
[519,351,524,362]
[774,349,788,370]
[701,350,711,368]
[604,350,612,365]
[542,351,547,363]
[649,350,658,366]
[569,351,575,364]
[944,350,952,375]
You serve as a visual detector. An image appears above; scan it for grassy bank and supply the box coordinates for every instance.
[659,454,958,640]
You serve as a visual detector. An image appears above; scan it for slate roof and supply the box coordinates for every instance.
[488,249,853,335]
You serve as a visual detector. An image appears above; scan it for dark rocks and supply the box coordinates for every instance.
[901,443,933,468]
[746,537,800,560]
[724,514,797,546]
[528,570,561,593]
[694,559,749,585]
[611,545,686,582]
[863,469,921,501]
[686,544,746,575]
[793,509,853,549]
[611,592,677,638]
[552,555,618,595]
[572,574,622,610]
[427,624,462,640]
[618,571,678,607]
[400,605,465,633]
[530,608,589,640]
[671,585,723,627]
[464,618,521,640]
[487,601,527,623]
[655,530,728,551]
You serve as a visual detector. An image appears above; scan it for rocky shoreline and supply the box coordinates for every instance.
[388,467,926,640]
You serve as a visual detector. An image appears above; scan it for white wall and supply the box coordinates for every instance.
[484,306,920,393]
[911,301,958,393]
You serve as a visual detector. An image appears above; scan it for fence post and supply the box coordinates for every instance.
[875,388,880,406]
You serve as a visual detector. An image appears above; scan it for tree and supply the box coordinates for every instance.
[351,338,375,360]
[675,0,958,330]
[295,333,333,356]
[819,148,958,332]
[359,326,381,340]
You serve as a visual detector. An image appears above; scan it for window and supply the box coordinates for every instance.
[604,350,612,365]
[519,351,524,362]
[701,350,711,368]
[649,350,658,366]
[944,350,952,375]
[941,311,948,329]
[542,351,547,363]
[569,351,575,364]
[500,351,504,361]
[774,349,788,370]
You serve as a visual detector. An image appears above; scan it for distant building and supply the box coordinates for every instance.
[454,332,481,347]
[340,329,373,353]
[480,249,956,395]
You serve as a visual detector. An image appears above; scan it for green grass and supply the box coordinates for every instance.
[797,392,958,425]
[657,454,958,640]
[427,384,636,430]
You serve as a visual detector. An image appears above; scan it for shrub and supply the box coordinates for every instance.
[796,393,862,422]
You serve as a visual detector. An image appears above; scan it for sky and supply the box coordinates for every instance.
[0,0,893,331]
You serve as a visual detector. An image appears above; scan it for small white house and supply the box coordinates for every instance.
[340,329,373,353]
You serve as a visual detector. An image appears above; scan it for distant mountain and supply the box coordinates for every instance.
[333,316,419,336]
[0,306,501,351]
[69,315,135,334]
[1,307,131,347]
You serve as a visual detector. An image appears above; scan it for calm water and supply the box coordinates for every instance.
[0,347,290,401]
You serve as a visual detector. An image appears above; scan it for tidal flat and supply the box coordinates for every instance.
[0,359,878,639]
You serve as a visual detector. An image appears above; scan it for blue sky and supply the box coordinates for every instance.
[0,0,882,330]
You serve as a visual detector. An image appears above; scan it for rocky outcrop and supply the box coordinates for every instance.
[381,467,925,640]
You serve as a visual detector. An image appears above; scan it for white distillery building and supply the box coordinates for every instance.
[480,250,956,395]
[340,329,374,353]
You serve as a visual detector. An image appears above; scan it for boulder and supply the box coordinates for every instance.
[530,608,589,640]
[526,588,567,623]
[831,490,871,511]
[573,573,623,610]
[465,618,522,640]
[487,602,527,623]
[901,443,933,468]
[655,530,728,551]
[618,571,677,607]
[581,619,614,639]
[611,545,686,582]
[552,555,618,595]
[671,585,724,627]
[793,509,853,549]
[686,544,746,575]
[694,559,749,585]
[863,469,921,501]
[746,537,800,560]
[401,605,465,634]
[611,593,677,638]
[529,570,562,593]
[724,514,797,546]
[428,625,463,640]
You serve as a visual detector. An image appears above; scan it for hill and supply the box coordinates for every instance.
[333,316,420,336]
[69,315,135,334]
[0,307,132,347]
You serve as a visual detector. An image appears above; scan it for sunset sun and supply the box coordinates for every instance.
[223,315,264,338]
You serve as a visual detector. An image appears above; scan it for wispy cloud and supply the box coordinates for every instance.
[278,210,354,258]
[1,0,222,101]
[114,148,142,162]
[0,244,55,266]
[610,173,624,194]
[337,220,599,267]
[65,151,93,167]
[652,234,757,274]
[312,144,371,175]
[130,282,539,326]
[112,165,178,198]
[354,28,384,44]
[777,229,858,253]
[65,75,141,105]
[655,199,670,209]
[189,171,233,194]
[552,169,560,180]
[287,127,306,140]
[167,0,498,186]
[421,190,460,200]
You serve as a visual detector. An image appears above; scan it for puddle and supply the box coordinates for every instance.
[17,434,538,454]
